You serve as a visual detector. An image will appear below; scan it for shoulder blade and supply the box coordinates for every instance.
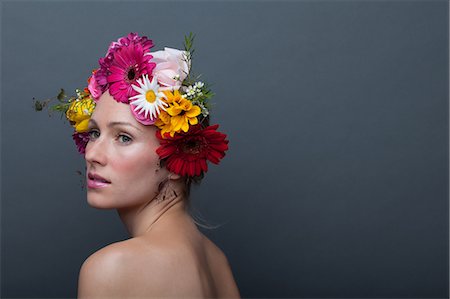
[77,241,168,298]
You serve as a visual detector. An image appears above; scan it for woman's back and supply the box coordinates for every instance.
[78,213,240,298]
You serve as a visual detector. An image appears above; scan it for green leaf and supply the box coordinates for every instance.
[34,100,43,111]
[57,88,66,101]
[33,98,53,111]
[184,32,196,53]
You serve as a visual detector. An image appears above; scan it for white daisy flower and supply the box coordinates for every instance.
[130,75,168,120]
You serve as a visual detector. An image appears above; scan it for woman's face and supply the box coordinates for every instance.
[84,90,169,209]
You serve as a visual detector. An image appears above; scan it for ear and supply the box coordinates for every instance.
[168,172,181,180]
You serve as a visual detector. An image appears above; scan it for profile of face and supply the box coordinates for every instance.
[85,90,173,210]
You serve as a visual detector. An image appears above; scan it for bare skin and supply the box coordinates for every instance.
[78,91,240,298]
[78,196,240,298]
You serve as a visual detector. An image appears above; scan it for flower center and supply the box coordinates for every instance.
[127,68,136,81]
[181,138,202,154]
[145,90,156,103]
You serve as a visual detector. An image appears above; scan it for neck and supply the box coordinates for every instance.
[116,180,190,238]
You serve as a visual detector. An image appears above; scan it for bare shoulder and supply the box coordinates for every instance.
[201,235,241,298]
[78,235,240,298]
[201,234,228,263]
[77,239,175,298]
[77,241,135,297]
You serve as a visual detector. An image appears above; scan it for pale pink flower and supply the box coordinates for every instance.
[149,47,189,90]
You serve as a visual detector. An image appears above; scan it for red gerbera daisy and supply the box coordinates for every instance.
[106,43,156,103]
[156,124,229,177]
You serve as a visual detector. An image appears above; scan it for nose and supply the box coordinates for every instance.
[85,135,107,166]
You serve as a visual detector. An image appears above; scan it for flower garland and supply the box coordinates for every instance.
[34,32,229,178]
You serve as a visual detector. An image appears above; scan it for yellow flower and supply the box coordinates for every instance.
[155,90,201,137]
[164,92,201,131]
[163,89,182,104]
[65,96,95,133]
[154,110,173,137]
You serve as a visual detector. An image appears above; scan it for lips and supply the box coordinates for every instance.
[88,172,111,184]
[87,172,111,189]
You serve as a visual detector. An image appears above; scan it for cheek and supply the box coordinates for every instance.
[86,143,166,209]
[112,144,163,183]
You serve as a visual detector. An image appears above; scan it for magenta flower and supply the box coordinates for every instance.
[96,33,154,91]
[72,131,90,154]
[94,66,108,92]
[107,32,154,57]
[106,43,156,103]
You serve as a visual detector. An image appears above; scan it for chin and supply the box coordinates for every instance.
[86,192,117,210]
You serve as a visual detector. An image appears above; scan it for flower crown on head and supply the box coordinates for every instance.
[34,32,229,179]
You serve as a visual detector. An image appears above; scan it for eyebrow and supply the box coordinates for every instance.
[88,119,143,132]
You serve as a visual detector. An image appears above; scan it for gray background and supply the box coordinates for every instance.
[1,0,448,298]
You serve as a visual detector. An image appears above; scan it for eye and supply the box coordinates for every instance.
[117,134,132,144]
[88,129,100,140]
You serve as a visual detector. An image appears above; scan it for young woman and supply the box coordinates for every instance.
[35,32,240,298]
[78,90,240,298]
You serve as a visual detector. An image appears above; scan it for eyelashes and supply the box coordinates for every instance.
[87,129,133,144]
[118,134,132,143]
[87,129,100,140]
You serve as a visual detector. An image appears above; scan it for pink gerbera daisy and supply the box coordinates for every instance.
[106,43,156,103]
[107,32,154,57]
[96,33,154,91]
